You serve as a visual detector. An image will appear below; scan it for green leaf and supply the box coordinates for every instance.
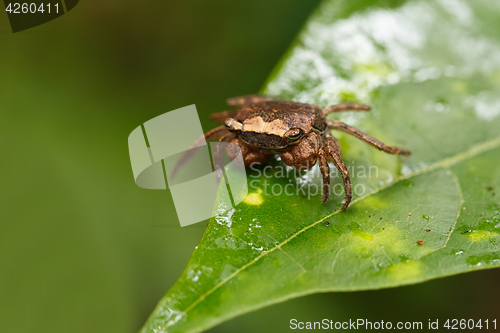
[141,0,500,332]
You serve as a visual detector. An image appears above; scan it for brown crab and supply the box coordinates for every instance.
[179,95,410,210]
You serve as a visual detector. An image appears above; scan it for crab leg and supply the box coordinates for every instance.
[324,134,352,210]
[226,94,276,107]
[210,109,242,123]
[212,133,236,179]
[323,103,371,115]
[170,125,229,179]
[327,119,411,155]
[318,145,331,203]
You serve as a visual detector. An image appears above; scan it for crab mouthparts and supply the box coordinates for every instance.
[240,131,288,149]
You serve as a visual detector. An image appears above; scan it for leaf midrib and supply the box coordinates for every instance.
[161,135,500,332]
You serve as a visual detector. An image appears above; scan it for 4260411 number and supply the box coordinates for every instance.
[5,3,59,14]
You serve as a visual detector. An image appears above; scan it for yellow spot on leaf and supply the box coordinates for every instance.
[373,225,408,254]
[343,225,408,255]
[467,230,498,242]
[352,229,374,241]
[363,196,388,210]
[343,232,377,254]
[387,260,423,281]
[244,191,263,205]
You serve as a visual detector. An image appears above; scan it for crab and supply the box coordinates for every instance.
[179,95,411,210]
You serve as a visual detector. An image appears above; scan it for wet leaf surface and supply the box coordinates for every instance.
[141,0,500,332]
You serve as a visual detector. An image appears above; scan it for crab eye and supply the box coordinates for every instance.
[224,118,242,133]
[285,128,303,141]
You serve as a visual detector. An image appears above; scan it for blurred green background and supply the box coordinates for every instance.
[0,1,499,333]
